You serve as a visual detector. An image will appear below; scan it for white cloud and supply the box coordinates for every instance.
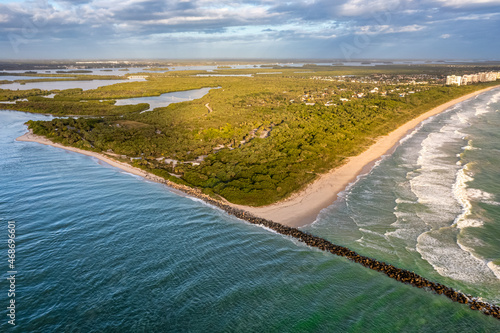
[454,13,500,20]
[427,12,500,24]
[340,0,403,16]
[355,24,424,35]
[0,14,9,23]
[433,0,500,7]
[1,0,500,58]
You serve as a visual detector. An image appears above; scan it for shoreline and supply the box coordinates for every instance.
[234,84,500,227]
[16,84,500,228]
[13,98,500,320]
[16,131,215,200]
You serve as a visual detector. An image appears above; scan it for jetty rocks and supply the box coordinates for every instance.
[143,171,500,321]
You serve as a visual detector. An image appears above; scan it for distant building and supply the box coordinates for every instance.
[486,72,497,81]
[128,75,149,80]
[461,75,472,85]
[447,72,498,86]
[446,75,462,86]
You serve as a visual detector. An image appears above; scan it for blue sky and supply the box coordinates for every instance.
[0,0,499,60]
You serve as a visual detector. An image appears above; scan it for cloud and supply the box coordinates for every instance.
[432,0,500,8]
[0,0,499,59]
[355,24,425,35]
[440,33,451,38]
[339,0,403,16]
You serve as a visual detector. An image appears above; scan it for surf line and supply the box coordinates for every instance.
[165,178,500,320]
[18,130,500,320]
[233,209,500,319]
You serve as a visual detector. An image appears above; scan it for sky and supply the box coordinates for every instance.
[0,0,499,60]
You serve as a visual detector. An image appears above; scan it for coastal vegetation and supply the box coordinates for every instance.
[0,72,125,84]
[0,88,49,101]
[4,65,499,205]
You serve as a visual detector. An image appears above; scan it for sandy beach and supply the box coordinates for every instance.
[16,85,500,228]
[234,85,500,227]
[16,131,169,184]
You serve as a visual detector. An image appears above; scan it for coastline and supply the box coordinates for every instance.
[13,106,500,321]
[16,84,500,228]
[233,84,500,227]
[16,131,207,198]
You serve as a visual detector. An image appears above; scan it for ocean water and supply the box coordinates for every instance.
[1,89,500,332]
[309,88,500,305]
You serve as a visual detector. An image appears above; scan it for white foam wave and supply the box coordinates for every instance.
[335,155,388,203]
[462,139,479,151]
[355,236,364,243]
[358,228,384,237]
[452,165,474,228]
[385,228,421,241]
[397,105,460,146]
[257,225,280,235]
[186,196,225,213]
[408,103,499,282]
[487,262,500,280]
[456,112,471,124]
[452,165,499,228]
[186,196,206,204]
[356,236,394,254]
[119,171,144,179]
[486,91,500,105]
[466,188,500,206]
[474,90,500,115]
[397,120,428,145]
[475,105,489,116]
[456,218,484,228]
[411,128,459,215]
[466,188,494,201]
[417,231,495,283]
[462,146,479,151]
[387,203,429,242]
[394,198,417,204]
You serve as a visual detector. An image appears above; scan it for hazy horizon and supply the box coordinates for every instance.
[1,58,499,63]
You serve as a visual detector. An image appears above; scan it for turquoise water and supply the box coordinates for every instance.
[1,89,500,332]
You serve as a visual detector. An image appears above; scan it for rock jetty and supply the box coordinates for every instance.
[143,170,500,321]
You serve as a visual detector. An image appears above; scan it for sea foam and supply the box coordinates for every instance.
[416,231,495,284]
[452,164,477,228]
[487,262,500,280]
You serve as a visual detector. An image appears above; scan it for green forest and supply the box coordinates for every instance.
[4,65,499,206]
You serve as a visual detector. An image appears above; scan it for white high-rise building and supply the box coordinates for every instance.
[446,75,462,85]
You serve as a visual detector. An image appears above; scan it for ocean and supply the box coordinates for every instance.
[1,87,500,332]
